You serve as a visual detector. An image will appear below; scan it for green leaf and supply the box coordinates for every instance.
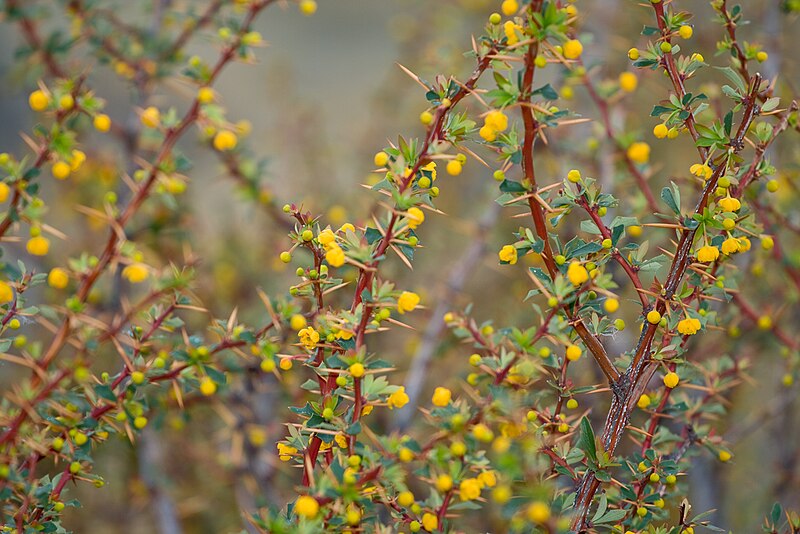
[579,417,597,462]
[660,182,681,215]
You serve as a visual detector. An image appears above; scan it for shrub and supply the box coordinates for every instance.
[0,0,799,532]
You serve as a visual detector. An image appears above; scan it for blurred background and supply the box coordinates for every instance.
[1,0,799,531]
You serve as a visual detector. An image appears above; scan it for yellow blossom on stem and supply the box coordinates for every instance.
[619,72,638,92]
[499,244,518,265]
[0,281,12,303]
[140,106,160,128]
[718,195,741,213]
[406,206,425,229]
[504,21,521,45]
[627,142,650,164]
[527,501,551,524]
[26,236,50,256]
[422,513,438,532]
[563,39,583,59]
[199,376,217,396]
[459,478,482,501]
[29,89,50,111]
[690,163,713,180]
[387,387,409,409]
[566,261,589,285]
[48,268,69,289]
[325,245,346,267]
[122,263,149,283]
[213,130,238,151]
[566,344,582,361]
[677,317,701,335]
[93,113,111,132]
[501,0,518,16]
[298,326,320,350]
[432,387,452,407]
[397,291,420,314]
[294,495,319,518]
[697,245,720,263]
[721,237,741,255]
[663,372,680,388]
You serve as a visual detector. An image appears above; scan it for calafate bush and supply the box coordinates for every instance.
[1,0,799,532]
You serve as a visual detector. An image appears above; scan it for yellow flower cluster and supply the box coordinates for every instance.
[677,317,701,335]
[298,326,320,350]
[387,386,409,409]
[397,291,420,314]
[479,110,509,142]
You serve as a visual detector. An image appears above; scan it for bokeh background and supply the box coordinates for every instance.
[1,0,799,532]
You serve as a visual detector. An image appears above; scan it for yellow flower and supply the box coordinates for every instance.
[501,0,518,15]
[604,298,619,313]
[567,169,581,183]
[339,222,355,233]
[566,261,589,285]
[527,501,551,524]
[472,423,494,442]
[647,310,661,324]
[52,161,71,180]
[432,387,452,407]
[677,317,701,335]
[387,387,410,409]
[478,470,497,488]
[459,478,482,501]
[503,21,522,45]
[70,150,86,172]
[566,344,582,361]
[199,376,217,396]
[397,291,420,314]
[690,163,713,180]
[421,161,437,181]
[485,110,509,132]
[26,236,50,256]
[122,263,149,283]
[213,130,238,151]
[277,442,298,461]
[406,206,425,229]
[691,52,705,63]
[717,195,741,212]
[325,245,346,267]
[446,159,462,176]
[290,314,307,331]
[563,39,583,59]
[637,394,651,409]
[317,228,337,248]
[299,0,317,15]
[436,474,453,492]
[0,280,13,303]
[619,72,638,92]
[627,142,651,164]
[48,268,69,289]
[398,447,414,462]
[140,106,160,128]
[653,123,668,138]
[197,87,215,104]
[422,513,438,532]
[93,113,111,132]
[294,495,319,518]
[29,90,50,111]
[721,237,741,255]
[628,48,640,60]
[0,182,9,203]
[298,326,320,350]
[479,125,497,142]
[756,51,768,63]
[374,151,389,167]
[349,363,365,378]
[696,245,720,263]
[679,25,693,39]
[718,450,732,462]
[663,371,680,388]
[498,244,518,265]
[397,491,414,507]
